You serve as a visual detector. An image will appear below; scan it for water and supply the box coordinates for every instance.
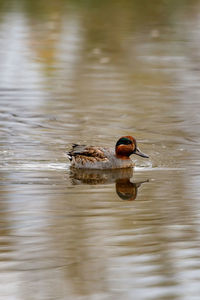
[1,0,200,299]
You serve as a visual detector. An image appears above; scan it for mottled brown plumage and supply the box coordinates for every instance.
[68,145,108,162]
[67,136,149,169]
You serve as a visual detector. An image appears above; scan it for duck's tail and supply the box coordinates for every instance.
[66,144,80,161]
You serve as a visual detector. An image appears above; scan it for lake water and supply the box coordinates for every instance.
[1,0,200,299]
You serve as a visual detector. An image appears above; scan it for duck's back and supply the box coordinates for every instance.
[67,144,134,169]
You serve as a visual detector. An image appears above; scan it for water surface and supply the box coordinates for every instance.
[1,1,200,299]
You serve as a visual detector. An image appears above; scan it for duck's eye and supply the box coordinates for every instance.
[116,138,132,146]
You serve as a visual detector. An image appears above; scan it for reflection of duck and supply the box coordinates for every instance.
[116,178,149,201]
[67,136,149,169]
[70,168,149,201]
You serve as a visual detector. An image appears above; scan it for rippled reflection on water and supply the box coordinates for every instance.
[1,0,200,299]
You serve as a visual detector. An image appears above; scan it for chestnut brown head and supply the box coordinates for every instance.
[115,136,149,159]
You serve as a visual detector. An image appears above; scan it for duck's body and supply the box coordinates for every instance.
[68,145,134,169]
[67,136,148,170]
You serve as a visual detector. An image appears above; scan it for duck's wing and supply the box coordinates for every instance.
[67,144,108,162]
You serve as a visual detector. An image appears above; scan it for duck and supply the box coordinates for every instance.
[67,136,149,169]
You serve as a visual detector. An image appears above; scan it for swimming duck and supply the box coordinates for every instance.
[67,136,149,169]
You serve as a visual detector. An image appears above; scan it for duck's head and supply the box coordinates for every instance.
[115,136,149,159]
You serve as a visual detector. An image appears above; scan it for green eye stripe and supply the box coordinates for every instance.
[116,137,132,146]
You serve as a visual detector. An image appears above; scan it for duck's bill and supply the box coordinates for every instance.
[135,148,149,158]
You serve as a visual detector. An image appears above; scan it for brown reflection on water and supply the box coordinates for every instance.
[1,166,200,299]
[43,168,200,300]
[70,167,149,201]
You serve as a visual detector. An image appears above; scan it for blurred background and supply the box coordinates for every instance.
[1,0,200,299]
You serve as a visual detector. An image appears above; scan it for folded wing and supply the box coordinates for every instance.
[67,144,108,164]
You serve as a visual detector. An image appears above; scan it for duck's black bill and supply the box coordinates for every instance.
[135,148,149,158]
